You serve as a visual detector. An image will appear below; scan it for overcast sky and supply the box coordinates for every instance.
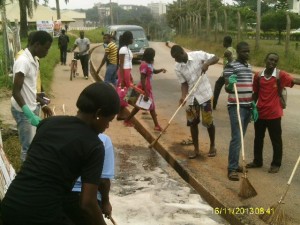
[48,0,176,9]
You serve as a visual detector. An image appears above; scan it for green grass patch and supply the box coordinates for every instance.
[174,35,300,74]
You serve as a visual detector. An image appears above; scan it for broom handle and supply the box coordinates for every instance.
[109,215,118,225]
[279,153,300,203]
[233,83,245,163]
[149,73,203,148]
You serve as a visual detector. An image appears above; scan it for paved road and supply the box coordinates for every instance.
[91,42,300,225]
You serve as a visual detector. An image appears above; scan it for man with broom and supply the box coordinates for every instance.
[170,45,219,159]
[223,42,258,181]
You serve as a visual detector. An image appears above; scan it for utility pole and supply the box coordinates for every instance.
[110,0,113,25]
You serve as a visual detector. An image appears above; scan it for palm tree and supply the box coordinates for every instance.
[55,0,69,20]
[19,0,40,38]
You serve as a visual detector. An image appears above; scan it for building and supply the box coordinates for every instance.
[147,2,167,16]
[288,0,300,14]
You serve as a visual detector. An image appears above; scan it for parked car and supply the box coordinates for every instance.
[103,25,149,60]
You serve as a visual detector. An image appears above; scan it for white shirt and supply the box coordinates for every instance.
[119,46,133,69]
[174,51,214,105]
[11,48,39,111]
[75,37,90,55]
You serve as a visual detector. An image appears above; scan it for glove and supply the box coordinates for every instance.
[22,105,41,127]
[251,101,259,122]
[227,74,237,91]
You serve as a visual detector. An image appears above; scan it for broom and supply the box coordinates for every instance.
[233,83,257,199]
[148,73,204,148]
[260,153,300,225]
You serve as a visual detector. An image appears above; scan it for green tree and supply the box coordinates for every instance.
[261,10,300,44]
[86,6,100,24]
[19,0,38,38]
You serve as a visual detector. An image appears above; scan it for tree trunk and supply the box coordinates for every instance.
[255,0,261,50]
[285,14,290,56]
[56,0,60,20]
[237,11,241,43]
[224,9,227,35]
[19,0,28,38]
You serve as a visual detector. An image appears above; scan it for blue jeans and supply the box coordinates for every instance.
[227,105,251,172]
[11,106,39,162]
[104,64,117,85]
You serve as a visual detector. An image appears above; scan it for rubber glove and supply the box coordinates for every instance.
[22,105,41,127]
[227,74,237,91]
[251,101,259,122]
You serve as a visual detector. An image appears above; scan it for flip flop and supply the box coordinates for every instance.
[208,148,217,157]
[180,139,193,145]
[188,151,200,159]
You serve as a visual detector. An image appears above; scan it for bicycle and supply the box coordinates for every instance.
[70,52,79,81]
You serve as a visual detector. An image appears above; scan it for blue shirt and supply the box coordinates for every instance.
[72,133,115,200]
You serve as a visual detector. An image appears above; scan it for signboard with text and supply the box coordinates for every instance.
[36,20,54,34]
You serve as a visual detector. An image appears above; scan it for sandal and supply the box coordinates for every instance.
[124,121,134,127]
[228,171,239,181]
[154,125,163,132]
[180,139,193,145]
[188,151,200,159]
[207,147,217,157]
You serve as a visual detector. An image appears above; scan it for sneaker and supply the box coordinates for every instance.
[246,162,262,168]
[268,166,280,173]
[84,76,88,80]
[228,171,239,181]
[123,120,134,127]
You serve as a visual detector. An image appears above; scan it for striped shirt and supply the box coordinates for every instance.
[174,51,214,105]
[223,60,253,106]
[106,42,118,65]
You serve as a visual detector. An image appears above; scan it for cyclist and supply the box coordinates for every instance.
[71,31,90,80]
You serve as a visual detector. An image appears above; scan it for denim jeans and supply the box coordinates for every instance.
[11,106,39,162]
[227,105,251,172]
[104,64,117,85]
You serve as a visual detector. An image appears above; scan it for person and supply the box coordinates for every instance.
[16,31,51,119]
[96,34,118,85]
[11,30,53,162]
[65,24,69,33]
[170,45,219,159]
[71,31,90,79]
[58,29,70,65]
[123,48,166,131]
[246,53,300,173]
[1,82,120,225]
[213,36,237,110]
[116,31,134,120]
[223,41,258,181]
[64,133,115,224]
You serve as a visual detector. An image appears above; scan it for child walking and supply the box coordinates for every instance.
[124,48,166,131]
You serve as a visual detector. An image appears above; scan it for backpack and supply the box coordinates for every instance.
[257,69,287,109]
[59,34,68,47]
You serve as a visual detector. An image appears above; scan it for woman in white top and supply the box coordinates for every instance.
[117,31,133,120]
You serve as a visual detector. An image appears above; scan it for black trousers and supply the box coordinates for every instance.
[79,54,89,77]
[253,118,282,167]
[213,75,225,109]
[60,46,68,64]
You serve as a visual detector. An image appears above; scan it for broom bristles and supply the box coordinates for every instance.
[260,203,287,225]
[238,176,257,199]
